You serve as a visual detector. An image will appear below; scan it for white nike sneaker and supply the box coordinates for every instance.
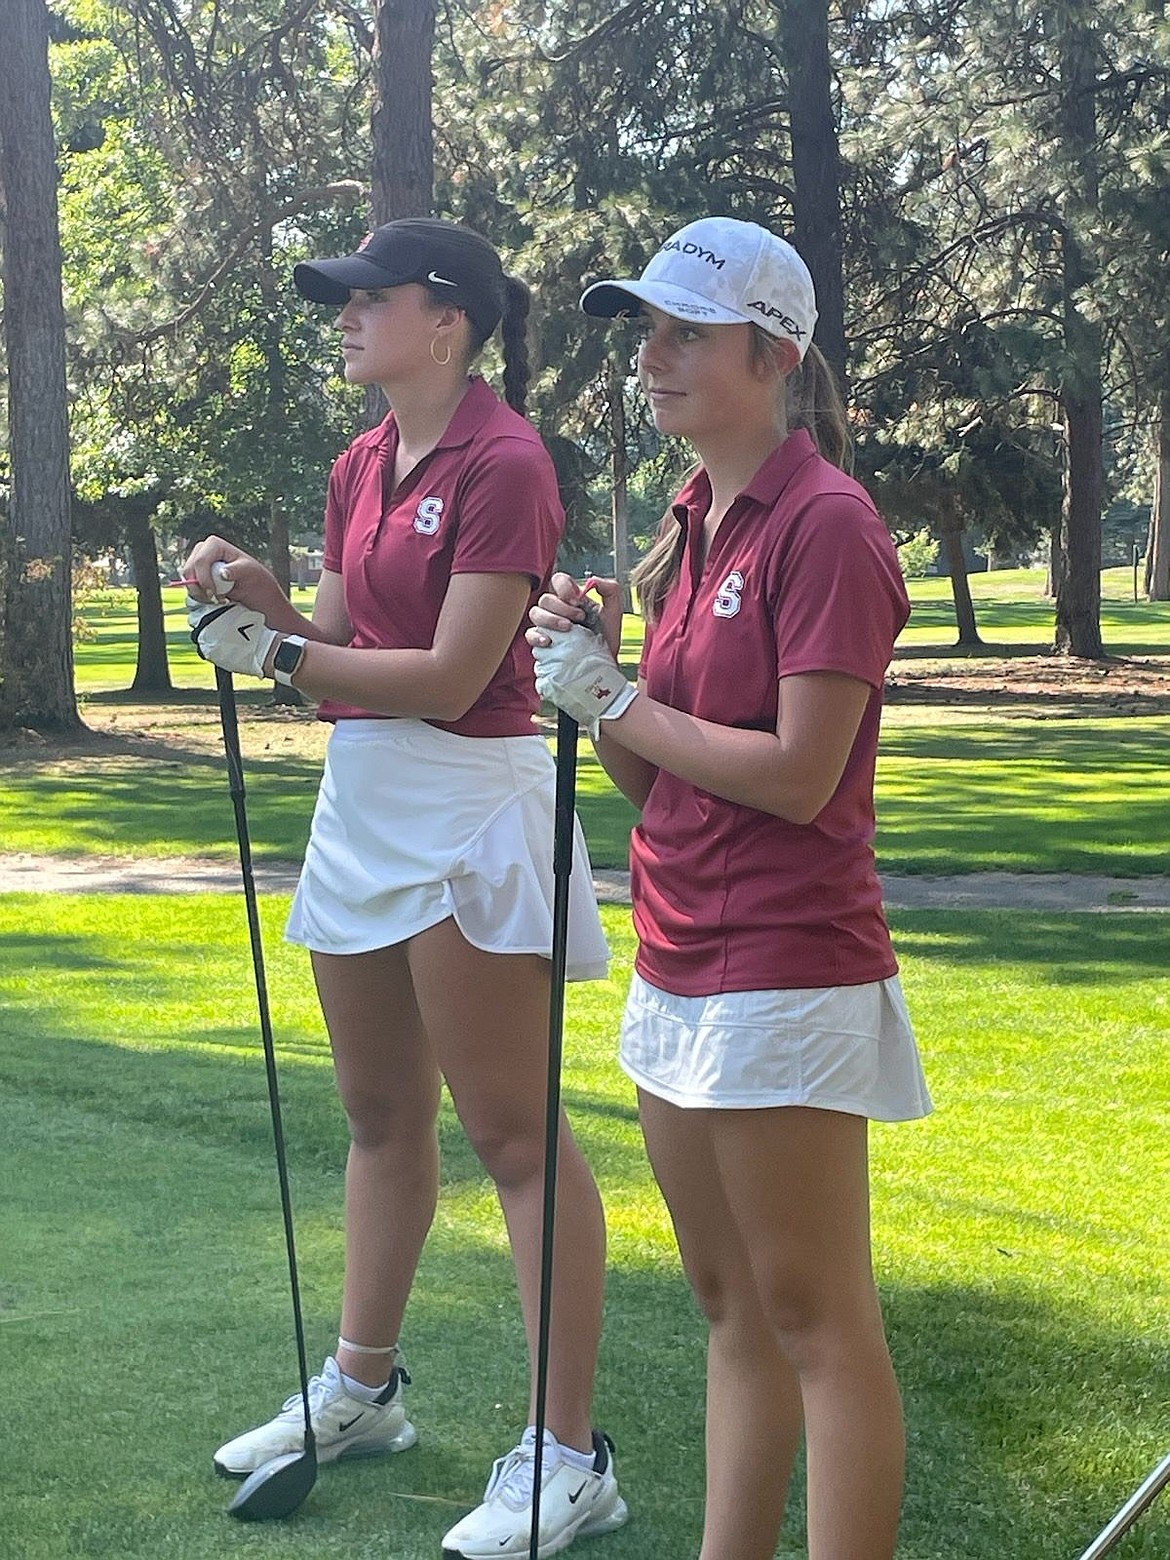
[441,1427,629,1559]
[213,1354,417,1476]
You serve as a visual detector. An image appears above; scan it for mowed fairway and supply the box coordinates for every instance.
[3,566,1169,876]
[0,898,1165,1559]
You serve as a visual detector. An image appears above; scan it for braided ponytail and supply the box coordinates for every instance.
[498,276,532,415]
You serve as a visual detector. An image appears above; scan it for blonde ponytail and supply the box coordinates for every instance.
[784,341,851,471]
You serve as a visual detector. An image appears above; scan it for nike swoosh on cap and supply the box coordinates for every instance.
[427,270,457,286]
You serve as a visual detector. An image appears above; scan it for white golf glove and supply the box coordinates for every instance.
[533,622,638,738]
[189,598,280,679]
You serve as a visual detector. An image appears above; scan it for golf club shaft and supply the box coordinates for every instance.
[216,668,315,1454]
[1076,1450,1170,1560]
[529,709,579,1560]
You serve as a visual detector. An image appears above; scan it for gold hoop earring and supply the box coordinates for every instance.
[430,337,452,367]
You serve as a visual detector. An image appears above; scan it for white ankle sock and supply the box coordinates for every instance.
[558,1441,595,1471]
[340,1368,391,1401]
[523,1426,594,1470]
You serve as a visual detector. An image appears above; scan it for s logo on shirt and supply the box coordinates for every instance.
[413,496,444,535]
[713,569,744,619]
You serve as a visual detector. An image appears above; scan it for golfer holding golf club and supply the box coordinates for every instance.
[528,217,932,1560]
[183,218,627,1558]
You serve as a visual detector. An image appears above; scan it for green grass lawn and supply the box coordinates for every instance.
[0,897,1165,1558]
[3,700,1167,877]
[897,565,1170,658]
[0,569,1164,876]
[1,569,1159,1559]
[875,713,1170,875]
[81,567,1170,694]
[74,585,321,692]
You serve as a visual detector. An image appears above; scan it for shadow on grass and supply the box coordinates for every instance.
[0,748,321,859]
[1,1032,1166,1555]
[890,911,1170,980]
[377,1262,1169,1559]
[881,723,1170,767]
[0,973,652,1192]
[875,726,1170,874]
[887,1283,1169,1559]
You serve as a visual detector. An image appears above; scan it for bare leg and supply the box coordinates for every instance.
[312,945,442,1387]
[639,1090,803,1560]
[710,1106,904,1560]
[408,917,605,1453]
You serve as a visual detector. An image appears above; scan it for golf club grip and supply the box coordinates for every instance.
[214,669,315,1452]
[529,709,579,1559]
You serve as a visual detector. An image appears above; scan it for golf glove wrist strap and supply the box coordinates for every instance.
[533,622,638,738]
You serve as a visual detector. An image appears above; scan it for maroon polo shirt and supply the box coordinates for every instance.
[632,428,910,995]
[318,376,563,737]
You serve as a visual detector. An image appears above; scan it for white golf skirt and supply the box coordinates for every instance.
[286,719,609,981]
[620,971,932,1119]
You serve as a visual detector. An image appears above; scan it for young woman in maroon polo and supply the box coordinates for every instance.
[183,220,627,1559]
[629,434,909,998]
[530,217,930,1560]
[315,375,562,735]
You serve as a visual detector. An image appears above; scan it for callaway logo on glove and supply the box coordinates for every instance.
[189,598,280,679]
[532,622,638,737]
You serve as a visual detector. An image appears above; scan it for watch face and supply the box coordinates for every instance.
[274,639,303,674]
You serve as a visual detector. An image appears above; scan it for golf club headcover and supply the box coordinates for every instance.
[533,621,638,739]
[190,600,280,679]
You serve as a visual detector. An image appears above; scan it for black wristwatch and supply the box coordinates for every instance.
[272,635,308,686]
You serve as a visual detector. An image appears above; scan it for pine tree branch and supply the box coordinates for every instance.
[123,182,366,345]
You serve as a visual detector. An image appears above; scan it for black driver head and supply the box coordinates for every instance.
[226,1444,317,1522]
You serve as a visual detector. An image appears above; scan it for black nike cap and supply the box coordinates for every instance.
[293,219,506,338]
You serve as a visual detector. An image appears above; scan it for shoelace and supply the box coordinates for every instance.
[278,1370,333,1417]
[486,1439,561,1510]
[279,1357,403,1419]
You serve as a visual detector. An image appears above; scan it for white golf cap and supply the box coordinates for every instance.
[580,216,818,360]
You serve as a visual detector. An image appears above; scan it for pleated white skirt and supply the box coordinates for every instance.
[621,971,932,1120]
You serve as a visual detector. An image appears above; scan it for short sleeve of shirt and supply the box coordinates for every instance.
[450,436,561,587]
[322,451,353,574]
[772,493,909,690]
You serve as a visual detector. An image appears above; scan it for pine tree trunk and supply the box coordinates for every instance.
[942,521,983,647]
[0,0,81,732]
[371,0,437,224]
[268,497,302,708]
[1053,8,1105,659]
[609,358,631,611]
[1146,389,1170,601]
[363,1,437,430]
[779,0,847,387]
[257,229,295,607]
[1055,387,1104,656]
[128,510,172,694]
[1046,524,1063,599]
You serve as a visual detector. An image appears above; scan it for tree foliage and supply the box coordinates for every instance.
[9,0,1166,696]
